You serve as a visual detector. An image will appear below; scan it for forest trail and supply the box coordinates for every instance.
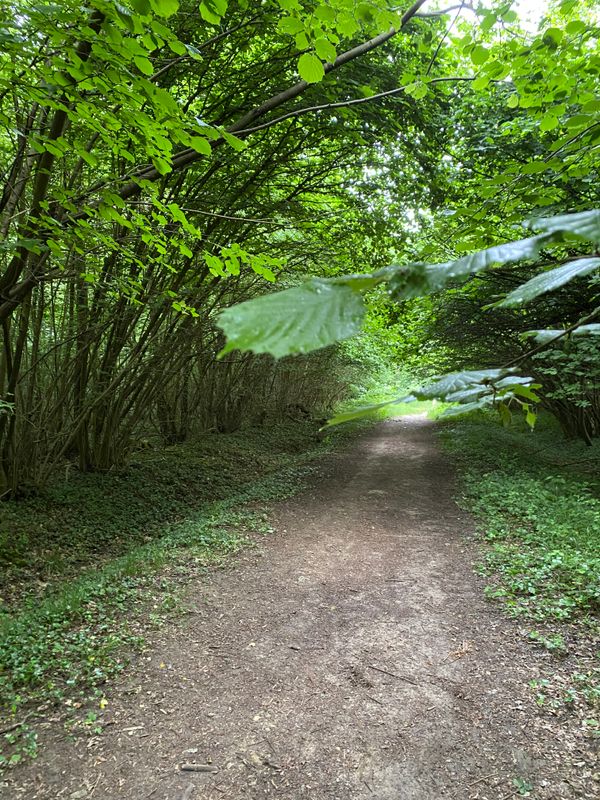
[6,418,585,799]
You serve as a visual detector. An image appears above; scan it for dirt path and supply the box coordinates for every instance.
[4,418,594,799]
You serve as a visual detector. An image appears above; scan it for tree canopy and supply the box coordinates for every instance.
[1,0,599,493]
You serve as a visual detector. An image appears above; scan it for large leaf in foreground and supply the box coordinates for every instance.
[394,210,600,296]
[217,280,365,358]
[413,369,513,400]
[527,209,600,244]
[524,324,600,344]
[325,397,411,427]
[425,235,555,290]
[439,397,495,418]
[499,257,600,307]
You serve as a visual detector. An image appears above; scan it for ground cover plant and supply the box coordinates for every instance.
[0,419,359,769]
[440,411,600,737]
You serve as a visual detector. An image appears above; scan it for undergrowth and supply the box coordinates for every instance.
[440,411,600,732]
[0,420,360,769]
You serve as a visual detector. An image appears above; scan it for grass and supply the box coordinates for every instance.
[0,419,361,769]
[439,413,600,623]
[440,411,600,733]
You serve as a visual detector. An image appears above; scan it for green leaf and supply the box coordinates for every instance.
[445,386,490,402]
[471,45,489,65]
[498,402,512,427]
[494,376,537,389]
[524,405,537,429]
[152,156,172,175]
[199,1,220,23]
[521,161,547,174]
[439,398,494,418]
[130,0,152,13]
[422,235,555,291]
[220,129,246,151]
[566,114,593,130]
[149,0,179,17]
[414,369,513,400]
[326,398,407,427]
[500,258,600,307]
[134,56,154,75]
[524,325,600,344]
[295,32,309,50]
[404,81,428,100]
[217,280,365,358]
[314,38,336,63]
[278,15,304,35]
[540,114,559,132]
[527,210,600,244]
[189,136,212,155]
[511,385,541,402]
[569,324,600,337]
[298,52,325,83]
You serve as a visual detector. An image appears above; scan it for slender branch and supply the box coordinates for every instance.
[426,3,465,76]
[502,305,600,369]
[114,0,429,200]
[233,77,475,136]
[125,201,280,225]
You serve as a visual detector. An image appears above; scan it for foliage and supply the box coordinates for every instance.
[0,0,442,491]
[218,209,599,431]
[0,418,361,769]
[440,413,600,622]
[1,0,598,489]
[442,410,600,736]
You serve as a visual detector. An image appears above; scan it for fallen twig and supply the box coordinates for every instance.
[367,664,418,685]
[180,763,219,773]
[0,712,35,735]
[366,695,384,706]
[263,758,282,771]
[468,773,496,787]
[181,784,195,800]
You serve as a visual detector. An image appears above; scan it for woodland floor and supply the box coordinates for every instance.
[3,417,597,799]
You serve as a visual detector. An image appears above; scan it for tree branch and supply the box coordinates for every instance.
[114,0,429,200]
[233,77,475,136]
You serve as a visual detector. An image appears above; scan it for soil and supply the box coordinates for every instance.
[3,417,598,799]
